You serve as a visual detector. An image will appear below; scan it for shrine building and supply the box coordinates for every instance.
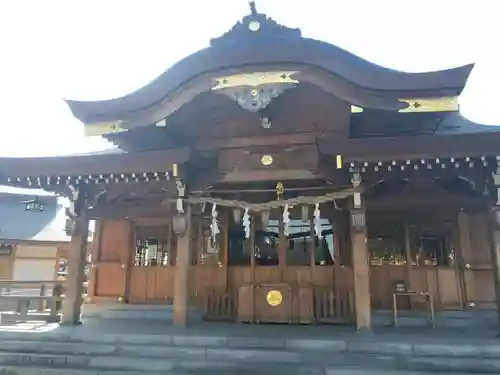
[1,3,500,330]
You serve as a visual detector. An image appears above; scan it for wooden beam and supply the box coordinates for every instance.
[367,194,488,212]
[319,133,500,162]
[0,148,190,178]
[195,133,319,151]
[89,202,173,220]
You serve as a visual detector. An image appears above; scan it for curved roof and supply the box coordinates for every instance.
[66,10,474,125]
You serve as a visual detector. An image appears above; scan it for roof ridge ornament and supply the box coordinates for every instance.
[210,1,302,47]
[249,1,258,16]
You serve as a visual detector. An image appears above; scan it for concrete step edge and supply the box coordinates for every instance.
[0,334,499,359]
[0,351,499,373]
[0,366,187,375]
[0,365,490,375]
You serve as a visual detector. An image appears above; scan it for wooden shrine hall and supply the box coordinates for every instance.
[1,3,500,330]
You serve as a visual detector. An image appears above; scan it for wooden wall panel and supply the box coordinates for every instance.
[437,268,461,307]
[460,211,495,308]
[282,266,311,285]
[370,266,405,309]
[228,267,252,290]
[128,267,148,302]
[128,266,175,303]
[472,270,496,308]
[191,265,226,298]
[469,213,492,266]
[254,267,281,284]
[89,219,133,301]
[228,265,348,290]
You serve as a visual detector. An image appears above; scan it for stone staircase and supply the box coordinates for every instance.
[0,328,498,374]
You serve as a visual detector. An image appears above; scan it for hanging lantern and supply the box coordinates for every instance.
[243,209,251,239]
[283,204,290,236]
[314,203,322,239]
[233,208,242,224]
[261,211,270,227]
[23,198,45,212]
[301,205,309,222]
[172,214,188,236]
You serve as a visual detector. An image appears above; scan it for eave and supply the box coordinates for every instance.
[0,148,190,189]
[319,131,500,163]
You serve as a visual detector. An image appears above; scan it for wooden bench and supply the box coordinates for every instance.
[0,280,65,324]
[0,295,63,324]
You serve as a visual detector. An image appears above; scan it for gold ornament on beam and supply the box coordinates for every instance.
[276,182,284,200]
[248,20,260,31]
[398,97,459,113]
[212,71,299,91]
[261,155,273,166]
[84,121,126,137]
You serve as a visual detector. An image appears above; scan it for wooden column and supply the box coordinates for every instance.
[86,219,103,301]
[173,205,192,326]
[250,216,256,283]
[403,221,412,290]
[350,201,371,331]
[61,187,90,325]
[490,159,500,332]
[222,210,229,290]
[489,207,500,331]
[457,210,473,305]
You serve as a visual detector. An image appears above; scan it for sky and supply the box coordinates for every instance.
[0,0,498,158]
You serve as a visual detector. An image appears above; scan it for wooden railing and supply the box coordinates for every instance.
[0,280,65,324]
[314,287,354,324]
[203,288,237,321]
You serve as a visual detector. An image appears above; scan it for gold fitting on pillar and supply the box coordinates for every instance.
[336,155,343,169]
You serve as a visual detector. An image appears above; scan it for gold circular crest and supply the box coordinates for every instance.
[261,155,273,166]
[266,290,283,307]
[248,20,261,32]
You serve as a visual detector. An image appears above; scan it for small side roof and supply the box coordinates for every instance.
[0,189,93,243]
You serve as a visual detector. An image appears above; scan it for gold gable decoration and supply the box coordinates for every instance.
[212,71,298,91]
[212,71,299,113]
[398,97,459,113]
[84,121,127,137]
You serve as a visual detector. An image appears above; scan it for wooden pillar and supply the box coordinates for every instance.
[490,160,500,332]
[61,196,89,325]
[458,211,474,265]
[222,210,229,290]
[173,204,192,326]
[457,210,473,305]
[86,219,103,301]
[403,221,412,289]
[489,207,500,331]
[350,197,371,331]
[250,215,256,283]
